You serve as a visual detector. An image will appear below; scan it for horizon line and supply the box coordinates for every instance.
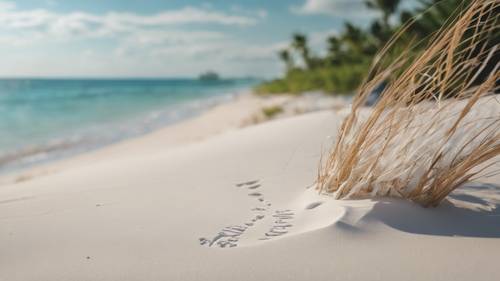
[0,76,265,80]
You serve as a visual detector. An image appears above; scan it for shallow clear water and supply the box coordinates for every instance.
[0,78,258,172]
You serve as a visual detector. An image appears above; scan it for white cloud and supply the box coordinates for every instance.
[104,7,259,26]
[0,3,261,43]
[0,2,281,77]
[0,1,15,11]
[117,30,287,65]
[291,0,378,20]
[114,29,227,59]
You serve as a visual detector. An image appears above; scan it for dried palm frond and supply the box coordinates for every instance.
[317,0,500,207]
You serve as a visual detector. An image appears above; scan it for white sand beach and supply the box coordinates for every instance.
[0,94,499,281]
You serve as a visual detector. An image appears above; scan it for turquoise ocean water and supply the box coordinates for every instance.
[0,78,258,173]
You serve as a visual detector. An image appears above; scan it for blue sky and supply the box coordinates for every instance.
[0,0,414,78]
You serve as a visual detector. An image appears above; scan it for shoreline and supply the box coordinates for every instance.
[0,92,257,185]
[0,92,346,185]
[0,92,250,178]
[0,78,257,177]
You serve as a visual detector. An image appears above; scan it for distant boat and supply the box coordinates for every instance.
[199,71,220,81]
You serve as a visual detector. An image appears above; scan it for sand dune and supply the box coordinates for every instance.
[0,107,499,280]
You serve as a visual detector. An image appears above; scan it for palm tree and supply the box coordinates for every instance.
[338,22,379,63]
[278,49,293,72]
[369,19,388,43]
[291,33,311,69]
[365,0,401,28]
[326,35,342,65]
[327,36,341,56]
[340,23,367,54]
[400,0,471,39]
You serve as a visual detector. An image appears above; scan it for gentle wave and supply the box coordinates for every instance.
[0,80,254,173]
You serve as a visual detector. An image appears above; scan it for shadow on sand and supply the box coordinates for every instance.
[365,183,500,238]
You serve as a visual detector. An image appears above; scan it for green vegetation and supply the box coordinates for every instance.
[257,0,472,95]
[261,105,284,118]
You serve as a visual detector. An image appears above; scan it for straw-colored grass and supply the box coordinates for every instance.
[317,0,499,207]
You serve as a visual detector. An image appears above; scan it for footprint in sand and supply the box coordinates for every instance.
[199,180,265,248]
[236,180,259,187]
[199,213,266,248]
[305,201,324,210]
[259,210,294,241]
[200,180,297,248]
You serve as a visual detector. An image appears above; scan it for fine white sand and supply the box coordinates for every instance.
[0,95,499,281]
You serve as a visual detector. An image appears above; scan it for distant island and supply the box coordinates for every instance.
[199,71,220,81]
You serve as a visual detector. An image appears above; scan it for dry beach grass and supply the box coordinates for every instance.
[317,0,500,206]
